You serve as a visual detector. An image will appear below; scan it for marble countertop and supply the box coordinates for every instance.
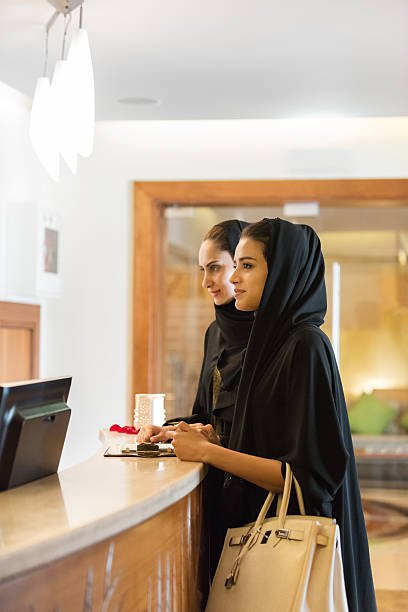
[0,450,205,583]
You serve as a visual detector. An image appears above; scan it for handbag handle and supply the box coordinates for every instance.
[252,464,306,533]
[224,463,306,588]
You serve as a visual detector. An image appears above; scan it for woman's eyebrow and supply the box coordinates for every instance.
[236,256,257,262]
[199,259,222,268]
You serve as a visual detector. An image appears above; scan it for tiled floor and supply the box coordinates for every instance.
[362,488,408,611]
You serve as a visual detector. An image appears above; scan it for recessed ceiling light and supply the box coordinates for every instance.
[118,97,161,106]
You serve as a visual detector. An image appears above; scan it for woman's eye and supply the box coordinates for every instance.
[210,265,220,272]
[243,263,253,269]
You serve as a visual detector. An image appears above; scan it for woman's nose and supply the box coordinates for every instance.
[229,269,237,284]
[202,272,211,289]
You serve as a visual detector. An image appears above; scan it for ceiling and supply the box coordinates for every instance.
[1,1,408,121]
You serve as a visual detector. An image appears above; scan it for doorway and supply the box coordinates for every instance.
[131,178,408,411]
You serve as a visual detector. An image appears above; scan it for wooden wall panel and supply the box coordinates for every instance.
[0,302,40,383]
[0,328,32,381]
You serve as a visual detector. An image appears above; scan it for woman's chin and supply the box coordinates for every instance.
[235,299,248,311]
[214,296,234,306]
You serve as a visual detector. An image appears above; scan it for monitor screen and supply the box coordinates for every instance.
[0,376,72,491]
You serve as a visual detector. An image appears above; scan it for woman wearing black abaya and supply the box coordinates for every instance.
[187,219,254,438]
[173,218,377,612]
[138,219,253,443]
[138,219,254,579]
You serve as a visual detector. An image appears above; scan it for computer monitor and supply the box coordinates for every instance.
[0,376,72,491]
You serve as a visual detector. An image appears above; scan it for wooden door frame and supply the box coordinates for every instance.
[130,178,408,411]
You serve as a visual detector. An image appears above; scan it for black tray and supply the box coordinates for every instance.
[104,444,176,458]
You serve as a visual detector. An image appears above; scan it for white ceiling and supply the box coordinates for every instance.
[1,0,408,121]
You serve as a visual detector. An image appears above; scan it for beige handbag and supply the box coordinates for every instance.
[205,464,349,612]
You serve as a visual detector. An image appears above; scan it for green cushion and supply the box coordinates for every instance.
[348,393,396,434]
[400,411,408,432]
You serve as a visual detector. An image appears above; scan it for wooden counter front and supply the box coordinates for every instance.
[0,452,207,611]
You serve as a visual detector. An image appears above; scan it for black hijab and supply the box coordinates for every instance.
[230,217,327,450]
[213,220,254,396]
[227,218,376,612]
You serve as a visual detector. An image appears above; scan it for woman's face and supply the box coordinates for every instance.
[198,239,235,305]
[230,237,268,311]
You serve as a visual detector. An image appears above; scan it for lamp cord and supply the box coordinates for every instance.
[43,28,49,77]
[44,9,59,77]
[61,13,72,60]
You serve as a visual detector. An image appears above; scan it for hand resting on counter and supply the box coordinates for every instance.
[138,422,221,446]
[172,421,221,461]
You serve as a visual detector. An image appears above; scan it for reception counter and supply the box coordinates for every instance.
[0,450,207,611]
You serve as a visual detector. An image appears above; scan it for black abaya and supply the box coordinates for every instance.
[227,218,377,612]
[191,299,253,429]
[181,220,254,580]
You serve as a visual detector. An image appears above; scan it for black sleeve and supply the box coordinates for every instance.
[279,333,349,513]
[163,326,212,426]
[163,414,202,425]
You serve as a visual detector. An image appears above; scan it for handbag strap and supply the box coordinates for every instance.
[293,472,306,515]
[224,463,306,588]
[252,464,306,532]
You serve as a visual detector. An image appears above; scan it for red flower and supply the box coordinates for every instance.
[109,423,140,434]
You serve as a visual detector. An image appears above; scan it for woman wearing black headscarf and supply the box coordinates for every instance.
[138,219,254,579]
[188,219,254,438]
[173,218,376,612]
[138,219,254,444]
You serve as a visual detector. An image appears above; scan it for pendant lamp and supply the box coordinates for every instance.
[51,57,78,174]
[29,76,59,181]
[29,1,94,180]
[66,20,95,157]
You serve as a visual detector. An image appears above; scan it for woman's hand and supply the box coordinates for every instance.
[172,425,284,493]
[190,423,221,445]
[137,425,175,443]
[172,421,213,462]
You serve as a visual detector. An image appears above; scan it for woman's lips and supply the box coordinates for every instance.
[234,290,245,297]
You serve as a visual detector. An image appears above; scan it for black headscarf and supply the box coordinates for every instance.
[217,219,249,260]
[230,217,327,450]
[226,218,376,612]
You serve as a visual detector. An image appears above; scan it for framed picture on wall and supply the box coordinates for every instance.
[1,202,62,300]
[36,211,61,298]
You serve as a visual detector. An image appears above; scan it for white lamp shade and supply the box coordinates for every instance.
[51,59,78,174]
[29,77,59,181]
[67,28,95,157]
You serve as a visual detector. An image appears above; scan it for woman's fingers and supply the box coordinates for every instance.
[137,425,158,442]
[200,424,221,445]
[150,429,175,442]
[175,421,191,432]
[137,425,175,443]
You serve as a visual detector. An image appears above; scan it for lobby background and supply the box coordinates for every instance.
[2,81,408,468]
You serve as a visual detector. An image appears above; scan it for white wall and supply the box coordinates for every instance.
[2,79,408,468]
